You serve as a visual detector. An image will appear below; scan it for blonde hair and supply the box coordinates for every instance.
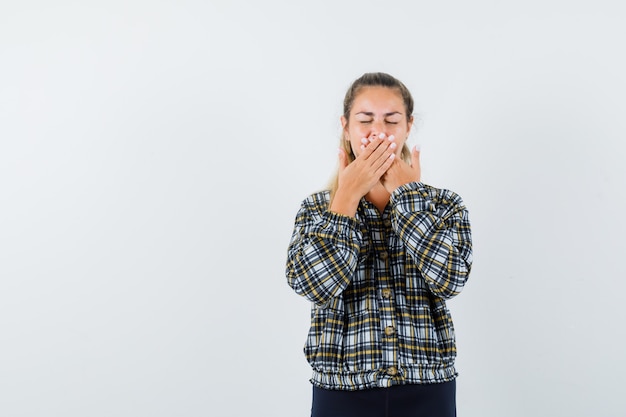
[328,72,414,200]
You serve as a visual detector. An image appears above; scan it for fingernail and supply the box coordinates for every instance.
[388,135,395,141]
[389,153,395,160]
[360,145,366,151]
[414,144,421,151]
[361,138,369,144]
[390,142,397,150]
[379,133,386,139]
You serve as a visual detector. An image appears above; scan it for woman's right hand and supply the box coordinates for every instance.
[329,134,396,216]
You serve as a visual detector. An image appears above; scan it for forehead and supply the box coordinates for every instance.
[351,86,404,113]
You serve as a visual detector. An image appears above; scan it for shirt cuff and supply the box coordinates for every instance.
[319,209,362,237]
[390,182,435,212]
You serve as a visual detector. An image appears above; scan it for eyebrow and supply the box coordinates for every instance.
[355,111,404,117]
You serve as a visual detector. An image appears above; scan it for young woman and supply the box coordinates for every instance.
[286,72,473,417]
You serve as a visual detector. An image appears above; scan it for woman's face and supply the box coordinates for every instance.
[341,86,413,158]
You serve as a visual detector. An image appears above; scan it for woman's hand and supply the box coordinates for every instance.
[380,145,421,194]
[330,134,396,216]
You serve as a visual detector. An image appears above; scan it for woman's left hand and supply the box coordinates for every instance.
[380,145,421,193]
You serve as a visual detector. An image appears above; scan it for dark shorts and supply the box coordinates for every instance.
[311,380,456,417]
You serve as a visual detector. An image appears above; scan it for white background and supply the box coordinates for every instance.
[2,1,625,416]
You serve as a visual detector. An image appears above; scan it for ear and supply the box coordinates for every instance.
[407,115,414,135]
[340,116,350,141]
[340,115,348,131]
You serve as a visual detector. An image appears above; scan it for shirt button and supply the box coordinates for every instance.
[379,251,388,260]
[384,326,395,336]
[382,289,392,299]
[383,219,392,228]
[387,366,398,376]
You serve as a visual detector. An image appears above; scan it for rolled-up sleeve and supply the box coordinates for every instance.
[390,182,473,299]
[286,193,363,307]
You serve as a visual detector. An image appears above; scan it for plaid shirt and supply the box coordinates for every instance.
[286,182,473,390]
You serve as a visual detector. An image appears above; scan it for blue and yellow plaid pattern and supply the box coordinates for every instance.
[286,182,473,390]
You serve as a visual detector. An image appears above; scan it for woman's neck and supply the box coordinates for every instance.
[365,183,390,214]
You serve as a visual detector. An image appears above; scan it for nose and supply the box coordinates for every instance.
[371,121,386,137]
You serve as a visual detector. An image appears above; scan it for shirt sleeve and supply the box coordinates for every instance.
[389,182,473,299]
[285,193,363,307]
